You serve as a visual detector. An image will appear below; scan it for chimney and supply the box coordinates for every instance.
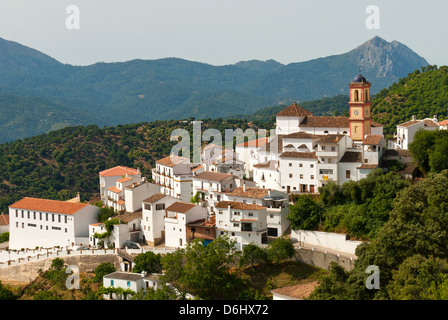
[76,192,80,203]
[412,115,416,121]
[434,115,438,121]
[243,181,246,192]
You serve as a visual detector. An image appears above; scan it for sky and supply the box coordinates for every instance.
[0,0,446,67]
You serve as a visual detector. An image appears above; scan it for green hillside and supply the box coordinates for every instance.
[371,65,448,137]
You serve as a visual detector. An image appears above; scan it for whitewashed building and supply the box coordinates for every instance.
[192,171,236,213]
[99,166,141,203]
[152,155,195,202]
[9,197,99,250]
[223,185,290,237]
[394,115,439,150]
[215,201,268,250]
[164,201,209,248]
[102,271,163,300]
[141,193,178,246]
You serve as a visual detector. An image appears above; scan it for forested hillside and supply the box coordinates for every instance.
[0,118,258,213]
[372,65,448,136]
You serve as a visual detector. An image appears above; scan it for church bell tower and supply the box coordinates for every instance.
[349,74,372,141]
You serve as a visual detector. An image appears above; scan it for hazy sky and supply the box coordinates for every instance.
[0,0,446,66]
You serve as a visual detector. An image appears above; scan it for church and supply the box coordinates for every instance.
[250,74,386,193]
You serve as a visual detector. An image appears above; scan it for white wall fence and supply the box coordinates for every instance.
[291,230,363,256]
[0,246,176,269]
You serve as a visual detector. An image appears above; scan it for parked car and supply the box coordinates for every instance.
[123,241,140,249]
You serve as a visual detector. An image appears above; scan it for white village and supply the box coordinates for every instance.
[0,75,444,300]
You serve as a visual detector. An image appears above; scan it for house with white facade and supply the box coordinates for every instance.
[99,166,141,203]
[89,210,142,249]
[9,197,99,250]
[152,155,195,202]
[164,201,209,248]
[253,161,281,190]
[191,171,236,213]
[0,213,9,234]
[141,193,178,247]
[102,271,163,300]
[235,137,269,178]
[394,115,439,150]
[215,201,268,250]
[223,185,289,237]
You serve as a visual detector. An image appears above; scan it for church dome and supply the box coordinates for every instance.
[353,74,367,82]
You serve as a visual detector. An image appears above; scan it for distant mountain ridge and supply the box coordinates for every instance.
[0,36,429,142]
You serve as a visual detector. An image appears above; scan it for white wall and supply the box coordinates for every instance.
[291,230,363,255]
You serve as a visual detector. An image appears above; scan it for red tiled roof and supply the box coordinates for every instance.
[236,137,269,148]
[279,152,317,159]
[362,135,383,145]
[0,213,9,226]
[276,103,313,117]
[215,201,266,210]
[339,151,363,163]
[300,116,350,128]
[166,202,196,214]
[317,134,345,144]
[156,155,190,167]
[226,186,270,199]
[117,177,132,183]
[271,282,319,300]
[107,186,122,194]
[99,166,140,177]
[193,171,233,182]
[143,193,167,204]
[10,197,90,215]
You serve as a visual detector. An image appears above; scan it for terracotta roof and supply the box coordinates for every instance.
[271,282,319,300]
[284,144,294,148]
[192,165,203,171]
[117,177,132,183]
[423,119,439,127]
[226,186,270,199]
[9,197,90,215]
[107,186,122,194]
[339,151,363,163]
[276,103,313,117]
[99,166,140,177]
[317,134,345,144]
[400,162,418,174]
[398,120,420,127]
[236,137,269,148]
[279,152,317,159]
[357,164,378,169]
[166,201,196,213]
[111,210,142,223]
[439,120,448,126]
[371,121,384,127]
[117,200,125,205]
[298,144,308,149]
[143,193,167,204]
[193,171,233,182]
[383,149,412,157]
[300,116,349,128]
[0,213,9,226]
[284,132,320,139]
[156,155,190,167]
[362,135,383,145]
[215,201,266,210]
[253,160,277,169]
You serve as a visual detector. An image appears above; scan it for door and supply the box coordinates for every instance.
[310,185,315,193]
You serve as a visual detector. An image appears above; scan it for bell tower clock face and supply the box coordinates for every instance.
[354,110,359,115]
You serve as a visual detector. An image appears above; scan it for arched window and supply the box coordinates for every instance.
[343,131,348,134]
[365,89,369,101]
[324,130,329,134]
[354,90,359,102]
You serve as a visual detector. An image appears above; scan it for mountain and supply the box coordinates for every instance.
[243,36,430,101]
[0,36,430,142]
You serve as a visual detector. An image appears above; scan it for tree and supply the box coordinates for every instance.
[132,251,162,274]
[287,194,320,230]
[239,243,268,268]
[93,262,116,283]
[267,237,295,264]
[190,191,201,204]
[0,281,16,300]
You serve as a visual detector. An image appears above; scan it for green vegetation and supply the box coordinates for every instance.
[372,65,448,137]
[408,129,448,173]
[288,169,410,240]
[0,232,8,243]
[308,170,448,300]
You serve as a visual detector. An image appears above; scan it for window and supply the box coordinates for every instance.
[289,163,292,167]
[248,212,253,217]
[322,146,326,151]
[311,175,314,179]
[218,210,223,215]
[156,204,165,210]
[289,174,293,178]
[33,212,36,220]
[52,214,54,222]
[300,174,303,179]
[21,211,24,218]
[234,212,241,216]
[233,223,239,227]
[310,164,314,168]
[58,215,61,223]
[331,146,336,151]
[27,211,30,219]
[39,212,42,220]
[15,210,18,218]
[299,163,303,167]
[46,213,48,221]
[52,227,61,230]
[346,170,350,178]
[65,215,67,223]
[111,280,114,287]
